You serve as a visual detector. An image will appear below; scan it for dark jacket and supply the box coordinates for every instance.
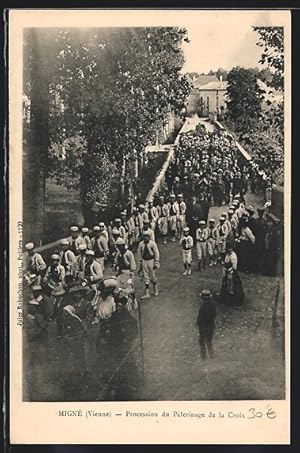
[197,301,217,330]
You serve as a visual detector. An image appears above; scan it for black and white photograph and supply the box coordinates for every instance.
[20,12,288,403]
[9,9,291,444]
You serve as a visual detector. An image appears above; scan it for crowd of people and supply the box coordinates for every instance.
[23,123,283,373]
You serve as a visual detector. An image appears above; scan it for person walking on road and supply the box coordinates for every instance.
[196,289,217,360]
[179,226,194,276]
[137,231,160,299]
[196,220,208,270]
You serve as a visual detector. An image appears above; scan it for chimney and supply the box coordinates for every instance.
[219,75,223,82]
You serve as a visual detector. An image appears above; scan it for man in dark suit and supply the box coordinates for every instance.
[196,289,217,360]
[187,196,202,239]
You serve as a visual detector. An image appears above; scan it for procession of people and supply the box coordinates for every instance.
[23,122,282,394]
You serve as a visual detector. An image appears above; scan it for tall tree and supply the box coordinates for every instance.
[253,26,284,91]
[23,29,55,243]
[253,26,284,145]
[47,27,190,223]
[226,66,264,137]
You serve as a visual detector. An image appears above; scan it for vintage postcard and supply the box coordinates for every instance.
[9,9,290,444]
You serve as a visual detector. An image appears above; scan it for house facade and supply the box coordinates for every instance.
[187,75,228,117]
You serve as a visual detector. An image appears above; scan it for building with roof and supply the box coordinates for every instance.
[187,75,227,117]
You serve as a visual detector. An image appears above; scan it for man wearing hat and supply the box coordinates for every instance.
[50,285,66,337]
[120,211,129,243]
[186,195,202,240]
[176,193,187,238]
[114,237,136,276]
[196,220,208,270]
[182,175,191,201]
[216,216,229,263]
[168,193,180,242]
[222,212,232,235]
[157,196,169,245]
[137,230,160,299]
[59,239,77,286]
[146,199,159,232]
[84,250,103,290]
[91,225,109,271]
[113,218,127,242]
[207,219,219,267]
[196,289,217,360]
[31,284,52,321]
[130,207,141,247]
[81,227,92,249]
[43,254,66,290]
[142,221,155,242]
[24,242,47,286]
[77,243,87,282]
[137,204,149,237]
[68,226,85,256]
[109,226,122,260]
[179,227,194,276]
[126,210,137,251]
[98,222,109,241]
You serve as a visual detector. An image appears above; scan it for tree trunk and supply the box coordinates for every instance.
[23,29,49,245]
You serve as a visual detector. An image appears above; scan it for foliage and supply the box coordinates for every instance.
[253,26,284,91]
[225,66,264,137]
[46,27,191,210]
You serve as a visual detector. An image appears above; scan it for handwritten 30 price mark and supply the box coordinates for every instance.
[248,407,277,420]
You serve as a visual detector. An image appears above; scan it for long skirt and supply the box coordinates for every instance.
[237,241,255,272]
[220,270,244,306]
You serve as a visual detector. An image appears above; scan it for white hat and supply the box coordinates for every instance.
[139,204,145,209]
[177,193,183,198]
[70,226,78,232]
[199,220,206,225]
[120,211,126,216]
[81,227,89,233]
[112,227,120,235]
[103,277,119,289]
[63,305,82,322]
[116,237,126,245]
[51,254,60,260]
[32,284,42,291]
[219,216,225,221]
[86,250,95,256]
[25,242,34,250]
[114,218,121,223]
[99,222,105,227]
[60,238,69,245]
[78,244,87,251]
[169,193,176,198]
[183,227,190,232]
[209,219,215,223]
[29,299,39,306]
[51,286,65,296]
[93,225,101,231]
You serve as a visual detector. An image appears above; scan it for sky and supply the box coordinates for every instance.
[180,11,281,74]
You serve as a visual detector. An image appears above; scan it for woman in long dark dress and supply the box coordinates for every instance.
[220,242,244,306]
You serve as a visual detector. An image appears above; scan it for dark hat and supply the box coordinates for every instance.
[200,289,211,299]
